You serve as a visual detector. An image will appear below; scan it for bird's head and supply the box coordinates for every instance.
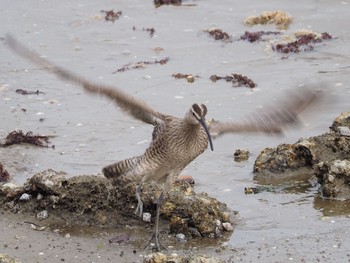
[186,103,214,151]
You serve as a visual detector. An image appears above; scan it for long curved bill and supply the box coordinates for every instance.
[198,118,214,151]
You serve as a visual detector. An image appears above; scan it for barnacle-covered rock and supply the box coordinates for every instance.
[315,160,350,200]
[330,112,350,134]
[254,141,315,184]
[1,169,233,241]
[23,169,66,194]
[234,148,250,161]
[253,112,350,199]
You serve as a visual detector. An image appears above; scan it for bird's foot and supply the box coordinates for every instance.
[144,232,166,252]
[134,200,143,218]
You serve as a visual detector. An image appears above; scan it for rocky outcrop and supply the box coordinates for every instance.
[253,112,350,199]
[0,169,234,241]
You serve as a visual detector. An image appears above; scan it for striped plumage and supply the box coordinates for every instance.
[5,35,322,251]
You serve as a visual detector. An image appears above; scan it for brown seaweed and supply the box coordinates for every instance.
[210,74,257,88]
[1,130,54,148]
[205,28,232,42]
[113,57,170,73]
[154,0,182,7]
[273,32,332,54]
[240,31,281,42]
[132,26,156,37]
[101,10,122,23]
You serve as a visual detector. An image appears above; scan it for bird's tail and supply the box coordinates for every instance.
[103,156,140,185]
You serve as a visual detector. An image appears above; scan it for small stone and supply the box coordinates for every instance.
[188,227,202,238]
[222,222,234,231]
[36,210,48,220]
[175,233,187,243]
[234,149,250,161]
[143,212,152,222]
[19,193,32,201]
[37,193,43,200]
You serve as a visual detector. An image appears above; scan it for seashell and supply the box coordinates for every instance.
[142,212,152,222]
[19,193,32,201]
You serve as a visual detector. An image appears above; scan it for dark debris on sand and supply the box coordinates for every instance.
[205,29,232,42]
[15,89,45,95]
[210,74,257,88]
[154,0,182,7]
[273,32,332,54]
[240,31,281,42]
[0,164,10,183]
[101,10,122,23]
[0,130,54,148]
[113,57,170,73]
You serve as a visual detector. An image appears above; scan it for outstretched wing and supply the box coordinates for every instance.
[5,34,165,126]
[209,87,322,138]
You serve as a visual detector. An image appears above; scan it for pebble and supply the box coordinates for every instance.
[37,193,43,200]
[37,210,48,220]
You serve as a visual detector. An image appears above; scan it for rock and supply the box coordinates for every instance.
[315,160,350,200]
[254,112,350,185]
[253,141,314,184]
[0,183,22,199]
[233,149,249,161]
[1,169,233,241]
[253,112,350,199]
[23,169,67,194]
[144,252,167,263]
[330,112,350,133]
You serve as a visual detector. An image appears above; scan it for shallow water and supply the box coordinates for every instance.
[1,0,350,261]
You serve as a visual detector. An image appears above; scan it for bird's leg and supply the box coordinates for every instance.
[135,177,146,218]
[144,191,166,251]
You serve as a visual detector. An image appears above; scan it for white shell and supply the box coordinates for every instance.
[142,212,152,222]
[19,193,32,201]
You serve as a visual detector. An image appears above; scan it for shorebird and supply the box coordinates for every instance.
[5,35,321,251]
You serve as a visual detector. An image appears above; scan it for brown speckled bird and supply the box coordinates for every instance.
[5,34,321,251]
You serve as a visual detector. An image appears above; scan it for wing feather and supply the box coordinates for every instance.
[5,34,164,126]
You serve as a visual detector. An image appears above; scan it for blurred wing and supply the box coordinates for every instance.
[209,87,322,138]
[5,34,165,126]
